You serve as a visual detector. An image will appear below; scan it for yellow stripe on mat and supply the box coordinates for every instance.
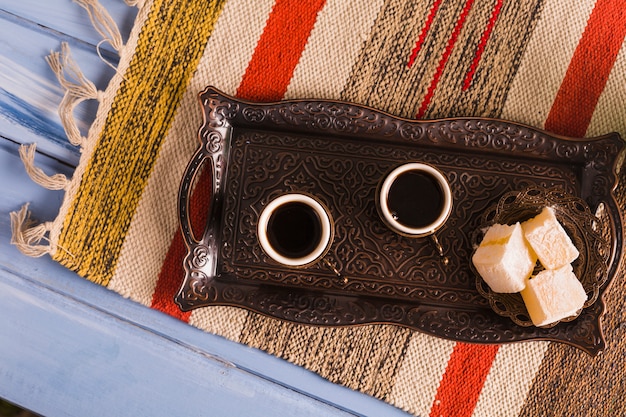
[108,0,275,307]
[53,0,227,285]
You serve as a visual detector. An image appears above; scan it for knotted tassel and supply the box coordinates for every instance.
[124,0,145,9]
[74,0,124,53]
[46,42,103,148]
[10,204,54,258]
[19,144,69,191]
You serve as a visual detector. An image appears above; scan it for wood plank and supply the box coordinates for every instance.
[0,272,360,417]
[0,0,134,166]
[0,0,136,55]
[0,140,412,416]
[0,11,120,165]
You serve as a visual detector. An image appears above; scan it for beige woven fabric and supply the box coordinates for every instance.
[14,0,626,415]
[587,45,626,137]
[500,0,596,131]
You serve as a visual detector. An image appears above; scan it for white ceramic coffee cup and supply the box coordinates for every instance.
[258,193,333,267]
[377,163,452,237]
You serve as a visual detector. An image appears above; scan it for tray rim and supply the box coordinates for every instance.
[175,86,625,356]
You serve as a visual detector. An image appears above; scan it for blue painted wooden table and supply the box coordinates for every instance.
[0,2,412,415]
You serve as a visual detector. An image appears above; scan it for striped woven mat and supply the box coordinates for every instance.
[12,0,626,415]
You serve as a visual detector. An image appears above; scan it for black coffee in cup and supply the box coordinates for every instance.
[387,171,444,229]
[377,162,452,238]
[258,194,332,267]
[266,202,322,259]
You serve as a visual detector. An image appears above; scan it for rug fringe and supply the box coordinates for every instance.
[46,42,103,148]
[10,0,134,258]
[74,0,124,53]
[10,204,54,258]
[19,144,69,191]
[124,0,145,9]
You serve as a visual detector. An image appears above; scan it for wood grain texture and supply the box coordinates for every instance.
[0,0,133,165]
[1,0,137,53]
[0,272,360,417]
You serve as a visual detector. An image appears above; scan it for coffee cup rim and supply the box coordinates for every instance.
[377,162,452,237]
[258,193,332,267]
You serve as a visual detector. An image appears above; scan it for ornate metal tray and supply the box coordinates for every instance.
[175,87,624,355]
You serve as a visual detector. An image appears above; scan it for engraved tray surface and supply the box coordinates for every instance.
[175,87,624,355]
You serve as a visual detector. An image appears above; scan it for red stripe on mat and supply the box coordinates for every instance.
[544,0,626,137]
[416,0,476,118]
[150,166,212,321]
[236,0,327,102]
[152,0,325,319]
[462,0,502,90]
[407,0,443,68]
[429,343,500,417]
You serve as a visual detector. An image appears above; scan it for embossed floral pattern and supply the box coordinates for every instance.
[175,89,623,354]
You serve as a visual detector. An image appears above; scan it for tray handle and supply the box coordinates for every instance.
[178,147,210,248]
[175,146,217,311]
